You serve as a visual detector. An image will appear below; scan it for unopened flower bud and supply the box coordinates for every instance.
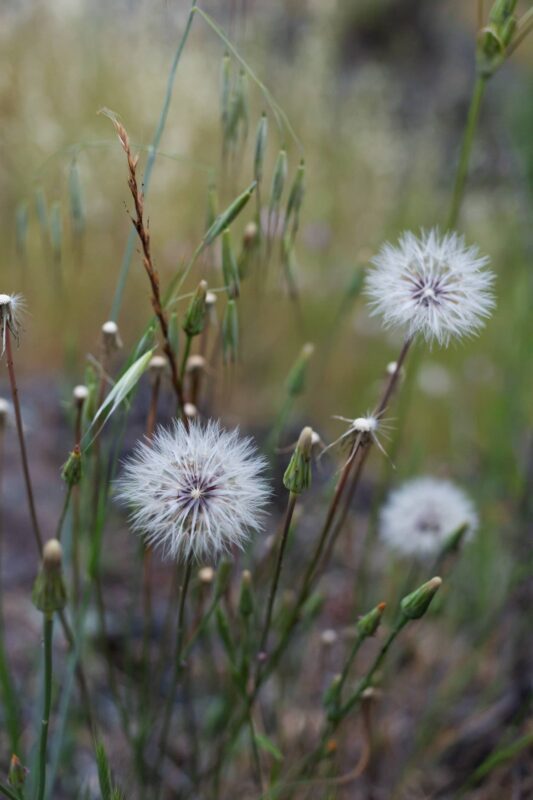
[238,570,254,618]
[8,755,28,790]
[32,539,67,615]
[400,577,442,621]
[183,281,208,338]
[356,602,386,638]
[283,426,313,495]
[61,445,82,487]
[101,320,122,356]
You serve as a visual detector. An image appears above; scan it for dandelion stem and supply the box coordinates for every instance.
[447,76,486,231]
[257,492,297,663]
[156,557,194,796]
[36,615,54,800]
[5,327,43,553]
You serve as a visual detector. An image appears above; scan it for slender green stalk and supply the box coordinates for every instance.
[5,327,43,553]
[155,558,194,799]
[447,76,487,231]
[110,0,199,320]
[55,486,73,542]
[180,334,193,383]
[0,782,18,800]
[37,616,54,800]
[256,492,297,662]
[335,634,365,702]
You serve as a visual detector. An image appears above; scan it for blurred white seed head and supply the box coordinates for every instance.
[323,414,391,461]
[379,476,478,559]
[320,629,337,647]
[72,385,89,408]
[186,355,207,374]
[0,294,24,354]
[116,420,270,562]
[365,229,495,346]
[198,566,215,584]
[0,398,12,428]
[149,355,167,376]
[205,291,218,307]
[101,320,122,355]
[184,403,198,419]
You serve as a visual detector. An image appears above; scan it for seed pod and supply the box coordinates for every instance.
[400,577,442,621]
[283,426,313,495]
[221,228,240,299]
[254,113,268,184]
[32,540,67,616]
[285,159,305,236]
[183,281,208,338]
[269,149,288,221]
[222,299,239,364]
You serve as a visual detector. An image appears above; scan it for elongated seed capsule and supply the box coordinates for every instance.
[285,159,305,234]
[183,281,208,338]
[269,149,288,217]
[222,299,238,364]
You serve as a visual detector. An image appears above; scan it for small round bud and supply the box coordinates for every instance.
[320,629,337,647]
[61,446,82,487]
[183,280,208,338]
[198,566,215,584]
[101,320,122,356]
[283,425,313,495]
[43,539,62,571]
[400,577,442,621]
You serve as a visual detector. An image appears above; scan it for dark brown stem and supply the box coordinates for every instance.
[5,328,43,553]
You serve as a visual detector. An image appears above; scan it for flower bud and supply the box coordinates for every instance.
[400,577,442,621]
[283,426,313,495]
[61,445,82,487]
[8,754,28,790]
[183,281,208,338]
[238,570,254,618]
[32,539,67,616]
[356,602,386,638]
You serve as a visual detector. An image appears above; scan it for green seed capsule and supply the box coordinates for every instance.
[183,281,208,338]
[222,228,240,299]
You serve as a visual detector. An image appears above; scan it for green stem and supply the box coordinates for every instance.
[0,782,19,800]
[37,616,54,800]
[55,486,72,542]
[155,558,194,798]
[335,634,365,703]
[447,76,487,231]
[180,334,193,384]
[256,492,297,662]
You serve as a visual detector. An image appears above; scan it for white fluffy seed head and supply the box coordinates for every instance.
[353,416,379,433]
[0,293,24,354]
[365,229,495,346]
[115,419,270,563]
[72,385,89,405]
[379,476,478,559]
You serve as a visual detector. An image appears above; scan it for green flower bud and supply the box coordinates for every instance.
[238,570,254,618]
[323,674,342,710]
[61,445,82,487]
[283,426,313,495]
[400,577,442,621]
[8,754,28,790]
[356,602,386,639]
[183,280,208,338]
[32,540,67,616]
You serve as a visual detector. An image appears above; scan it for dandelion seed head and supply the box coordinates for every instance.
[365,229,495,346]
[115,419,270,563]
[0,293,24,354]
[379,476,478,559]
[353,416,379,433]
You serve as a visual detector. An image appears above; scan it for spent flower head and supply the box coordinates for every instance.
[379,476,478,559]
[365,229,495,346]
[116,419,270,562]
[0,294,24,354]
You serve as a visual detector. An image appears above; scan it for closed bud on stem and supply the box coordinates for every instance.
[477,0,518,76]
[183,281,208,338]
[283,426,313,494]
[204,182,257,247]
[400,577,442,621]
[222,228,240,299]
[238,570,254,618]
[286,343,314,397]
[101,320,122,357]
[8,755,28,790]
[61,445,82,487]
[32,539,67,616]
[215,560,233,596]
[440,523,469,558]
[357,602,386,638]
[184,402,198,419]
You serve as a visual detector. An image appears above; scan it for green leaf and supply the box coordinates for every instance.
[254,732,284,762]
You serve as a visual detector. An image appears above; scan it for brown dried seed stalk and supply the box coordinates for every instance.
[111,116,187,420]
